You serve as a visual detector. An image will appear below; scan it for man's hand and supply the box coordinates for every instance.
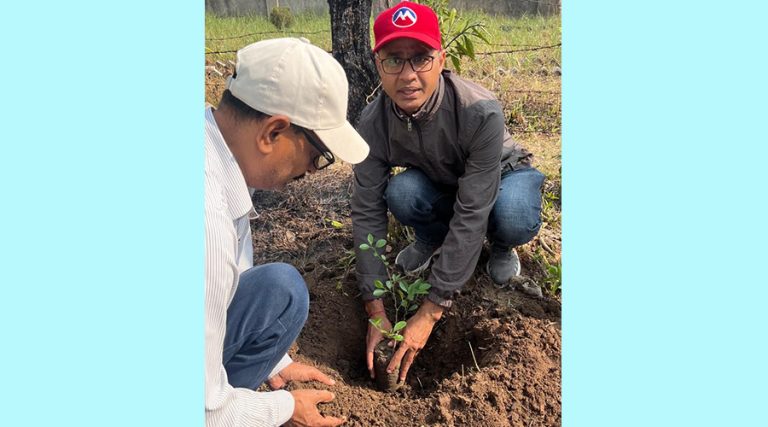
[268,362,336,390]
[286,389,345,427]
[364,299,392,379]
[386,300,444,383]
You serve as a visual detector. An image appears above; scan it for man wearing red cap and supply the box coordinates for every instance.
[351,2,544,384]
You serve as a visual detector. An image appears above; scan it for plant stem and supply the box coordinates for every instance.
[391,277,399,324]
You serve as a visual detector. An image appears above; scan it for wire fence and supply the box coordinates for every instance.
[205,42,560,56]
[206,29,331,41]
[205,29,561,134]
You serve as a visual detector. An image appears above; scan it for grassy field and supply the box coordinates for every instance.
[205,11,561,295]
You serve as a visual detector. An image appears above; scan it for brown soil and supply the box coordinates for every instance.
[250,165,561,426]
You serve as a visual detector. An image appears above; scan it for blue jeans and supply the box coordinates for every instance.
[385,167,545,249]
[222,262,309,389]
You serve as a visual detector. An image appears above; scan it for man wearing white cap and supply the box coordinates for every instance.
[205,38,368,426]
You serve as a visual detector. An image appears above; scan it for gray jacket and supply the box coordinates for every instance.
[351,70,532,306]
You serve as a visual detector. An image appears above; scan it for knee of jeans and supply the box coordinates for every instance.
[490,207,542,246]
[386,172,432,222]
[263,262,309,322]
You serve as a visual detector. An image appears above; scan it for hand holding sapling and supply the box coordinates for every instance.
[359,233,432,391]
[386,299,444,383]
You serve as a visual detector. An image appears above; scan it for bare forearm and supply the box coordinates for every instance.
[364,299,386,316]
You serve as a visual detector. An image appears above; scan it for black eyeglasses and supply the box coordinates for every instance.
[376,53,437,74]
[297,127,335,170]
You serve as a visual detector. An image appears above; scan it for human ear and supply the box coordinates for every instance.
[255,115,292,154]
[437,49,447,71]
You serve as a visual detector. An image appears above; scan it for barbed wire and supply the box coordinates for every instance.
[206,49,238,55]
[206,43,560,56]
[206,29,559,53]
[206,48,333,55]
[489,43,550,47]
[476,43,561,55]
[511,129,561,135]
[506,89,559,94]
[206,29,330,41]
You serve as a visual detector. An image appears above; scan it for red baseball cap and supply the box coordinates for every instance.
[373,1,442,52]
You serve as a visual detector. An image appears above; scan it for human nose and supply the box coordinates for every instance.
[398,61,418,80]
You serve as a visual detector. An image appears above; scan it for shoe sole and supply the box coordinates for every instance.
[485,248,521,285]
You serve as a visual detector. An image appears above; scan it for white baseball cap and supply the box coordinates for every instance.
[227,37,370,164]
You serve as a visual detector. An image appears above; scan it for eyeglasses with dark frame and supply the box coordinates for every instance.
[375,52,437,74]
[297,127,335,170]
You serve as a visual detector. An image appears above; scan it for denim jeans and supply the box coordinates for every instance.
[222,262,309,389]
[385,167,545,249]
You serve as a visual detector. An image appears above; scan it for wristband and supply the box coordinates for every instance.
[367,310,386,318]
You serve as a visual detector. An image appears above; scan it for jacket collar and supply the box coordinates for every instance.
[390,72,445,123]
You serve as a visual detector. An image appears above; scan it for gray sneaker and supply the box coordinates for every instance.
[486,246,521,284]
[395,241,439,274]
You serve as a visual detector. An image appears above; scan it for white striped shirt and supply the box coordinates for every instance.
[205,107,294,426]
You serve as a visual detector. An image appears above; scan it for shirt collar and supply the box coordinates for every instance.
[205,107,258,220]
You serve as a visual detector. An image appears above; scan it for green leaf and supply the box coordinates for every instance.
[455,42,467,56]
[385,280,393,290]
[399,282,408,293]
[374,279,384,289]
[369,318,382,328]
[393,321,407,332]
[373,289,387,298]
[397,290,405,301]
[359,243,370,251]
[407,281,418,296]
[400,300,408,308]
[393,334,404,342]
[417,281,432,292]
[465,36,475,58]
[476,27,491,44]
[376,239,387,248]
[330,220,343,229]
[451,55,461,72]
[367,234,375,245]
[409,304,418,312]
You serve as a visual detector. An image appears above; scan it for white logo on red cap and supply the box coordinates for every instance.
[392,6,417,28]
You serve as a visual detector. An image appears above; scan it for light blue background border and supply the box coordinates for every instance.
[564,1,767,425]
[1,1,203,425]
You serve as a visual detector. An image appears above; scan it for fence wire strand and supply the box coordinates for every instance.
[206,43,560,56]
[205,29,330,41]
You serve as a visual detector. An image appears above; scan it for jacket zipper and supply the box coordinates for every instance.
[411,118,427,161]
[406,117,412,132]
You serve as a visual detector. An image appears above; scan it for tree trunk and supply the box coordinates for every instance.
[327,0,378,127]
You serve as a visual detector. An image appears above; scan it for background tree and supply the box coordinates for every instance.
[327,0,378,126]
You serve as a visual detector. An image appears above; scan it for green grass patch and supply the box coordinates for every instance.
[206,12,333,59]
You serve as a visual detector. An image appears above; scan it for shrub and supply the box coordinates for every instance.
[269,6,293,30]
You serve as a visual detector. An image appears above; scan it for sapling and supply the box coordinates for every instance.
[359,233,431,391]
